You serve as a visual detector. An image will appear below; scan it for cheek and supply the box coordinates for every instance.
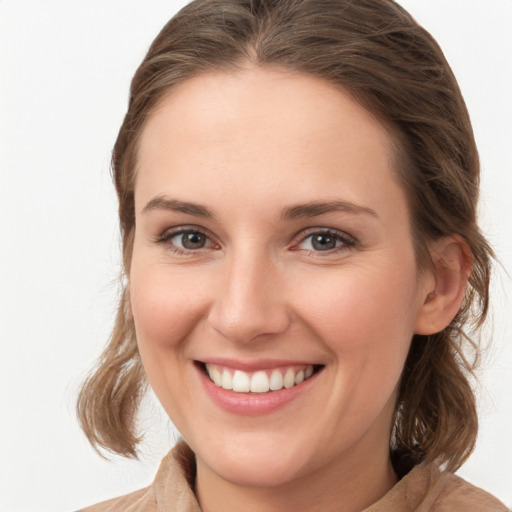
[128,262,210,420]
[129,263,207,351]
[291,260,420,364]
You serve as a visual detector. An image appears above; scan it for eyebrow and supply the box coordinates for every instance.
[281,200,378,220]
[142,196,215,218]
[141,196,378,221]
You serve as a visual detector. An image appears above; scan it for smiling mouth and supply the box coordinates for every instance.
[198,363,323,393]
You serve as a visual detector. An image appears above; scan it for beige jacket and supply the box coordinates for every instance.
[79,442,508,512]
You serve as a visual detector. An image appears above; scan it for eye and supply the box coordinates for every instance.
[295,229,355,253]
[155,227,216,254]
[171,230,210,250]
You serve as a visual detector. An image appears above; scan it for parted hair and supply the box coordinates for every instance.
[77,0,493,472]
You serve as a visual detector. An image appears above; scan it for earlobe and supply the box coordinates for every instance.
[414,236,472,335]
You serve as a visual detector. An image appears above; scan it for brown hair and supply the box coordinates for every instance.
[77,0,492,472]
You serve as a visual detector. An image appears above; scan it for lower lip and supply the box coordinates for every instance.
[198,365,319,415]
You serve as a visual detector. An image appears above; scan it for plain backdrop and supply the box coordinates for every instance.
[1,1,511,510]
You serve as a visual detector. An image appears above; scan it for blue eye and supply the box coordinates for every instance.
[297,230,354,252]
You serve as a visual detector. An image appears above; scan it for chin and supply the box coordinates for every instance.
[210,453,306,488]
[193,431,320,488]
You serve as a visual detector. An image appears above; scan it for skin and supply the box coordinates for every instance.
[129,66,463,512]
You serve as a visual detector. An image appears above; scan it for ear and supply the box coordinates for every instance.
[414,236,472,335]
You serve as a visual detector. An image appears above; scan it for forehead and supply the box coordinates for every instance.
[139,66,394,161]
[135,66,405,222]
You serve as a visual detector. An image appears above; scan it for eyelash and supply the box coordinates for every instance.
[154,226,356,256]
[291,228,356,256]
[154,226,218,255]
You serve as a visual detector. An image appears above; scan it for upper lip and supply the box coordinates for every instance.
[196,357,323,372]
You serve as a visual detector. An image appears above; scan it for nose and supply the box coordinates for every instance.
[207,249,291,344]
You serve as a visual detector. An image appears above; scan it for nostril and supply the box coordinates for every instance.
[206,287,291,344]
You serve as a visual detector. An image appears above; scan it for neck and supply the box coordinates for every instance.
[195,441,397,512]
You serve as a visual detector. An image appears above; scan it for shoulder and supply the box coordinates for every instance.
[432,471,508,512]
[77,441,198,512]
[367,462,508,511]
[77,486,155,512]
[399,463,508,512]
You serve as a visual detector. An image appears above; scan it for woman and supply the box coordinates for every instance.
[76,0,508,510]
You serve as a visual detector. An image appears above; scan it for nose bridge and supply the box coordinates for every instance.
[208,243,290,343]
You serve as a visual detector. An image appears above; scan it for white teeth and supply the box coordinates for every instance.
[283,368,295,389]
[210,366,222,386]
[250,371,270,393]
[221,369,233,390]
[232,370,250,392]
[205,364,316,393]
[269,369,283,391]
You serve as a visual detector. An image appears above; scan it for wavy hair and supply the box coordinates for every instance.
[77,0,492,471]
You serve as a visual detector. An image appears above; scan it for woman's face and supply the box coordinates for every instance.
[130,67,433,488]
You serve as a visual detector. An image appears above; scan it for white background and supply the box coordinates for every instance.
[1,1,511,510]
